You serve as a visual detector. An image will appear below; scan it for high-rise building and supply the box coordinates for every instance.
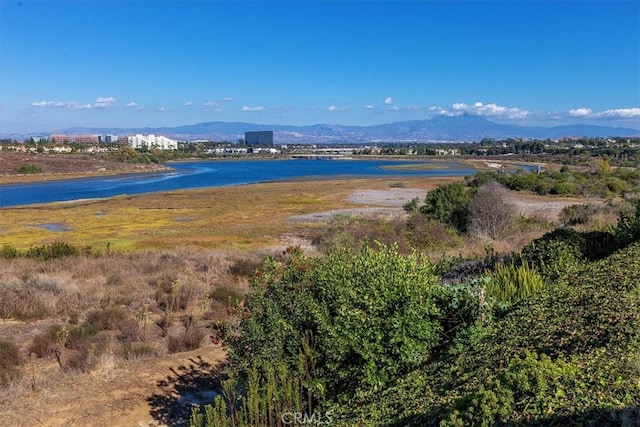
[244,131,274,147]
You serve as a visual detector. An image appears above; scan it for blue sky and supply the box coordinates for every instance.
[1,0,639,134]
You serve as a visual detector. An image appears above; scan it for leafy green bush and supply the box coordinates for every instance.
[420,183,473,233]
[521,229,587,281]
[227,244,443,399]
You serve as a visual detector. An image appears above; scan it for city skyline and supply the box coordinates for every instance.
[1,0,639,134]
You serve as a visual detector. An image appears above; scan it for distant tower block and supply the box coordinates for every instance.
[244,131,274,147]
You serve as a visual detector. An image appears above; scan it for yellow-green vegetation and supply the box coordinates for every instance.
[486,260,545,305]
[0,178,444,252]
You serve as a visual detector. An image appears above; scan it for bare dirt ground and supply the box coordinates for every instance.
[0,344,226,427]
[288,188,427,222]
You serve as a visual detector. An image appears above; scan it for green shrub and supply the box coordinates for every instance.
[15,163,41,174]
[419,183,473,233]
[522,228,617,282]
[613,199,640,247]
[521,229,587,281]
[227,244,443,399]
[442,351,582,426]
[405,213,461,250]
[0,244,18,259]
[25,242,79,260]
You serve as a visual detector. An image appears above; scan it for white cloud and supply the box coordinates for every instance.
[32,100,66,107]
[241,105,265,112]
[94,97,117,109]
[222,97,234,102]
[569,108,592,117]
[183,102,193,107]
[384,97,393,105]
[94,96,116,108]
[387,106,400,111]
[204,101,219,107]
[67,102,93,110]
[431,101,529,119]
[472,102,529,119]
[125,102,138,108]
[156,106,167,112]
[569,107,640,119]
[327,105,349,112]
[428,105,457,116]
[32,97,117,110]
[364,105,374,110]
[406,105,422,111]
[597,108,640,118]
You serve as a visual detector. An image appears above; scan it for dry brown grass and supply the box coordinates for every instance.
[0,247,253,397]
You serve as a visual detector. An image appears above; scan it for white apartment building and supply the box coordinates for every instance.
[129,134,178,150]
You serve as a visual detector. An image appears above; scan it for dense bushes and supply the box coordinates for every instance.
[468,167,640,199]
[223,245,444,401]
[334,242,640,425]
[1,242,90,260]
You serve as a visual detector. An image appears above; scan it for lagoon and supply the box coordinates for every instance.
[0,158,480,208]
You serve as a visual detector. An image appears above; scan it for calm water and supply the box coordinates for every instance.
[0,159,480,208]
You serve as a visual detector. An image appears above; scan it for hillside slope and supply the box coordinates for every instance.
[338,242,640,426]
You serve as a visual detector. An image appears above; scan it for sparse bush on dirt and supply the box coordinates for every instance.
[121,342,157,360]
[0,339,22,387]
[228,257,264,279]
[29,324,63,358]
[560,203,606,226]
[468,181,516,240]
[208,286,244,306]
[0,282,50,320]
[167,326,204,353]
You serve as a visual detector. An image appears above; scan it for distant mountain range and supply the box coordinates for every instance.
[6,115,640,143]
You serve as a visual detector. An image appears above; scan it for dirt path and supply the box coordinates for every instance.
[0,346,226,427]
